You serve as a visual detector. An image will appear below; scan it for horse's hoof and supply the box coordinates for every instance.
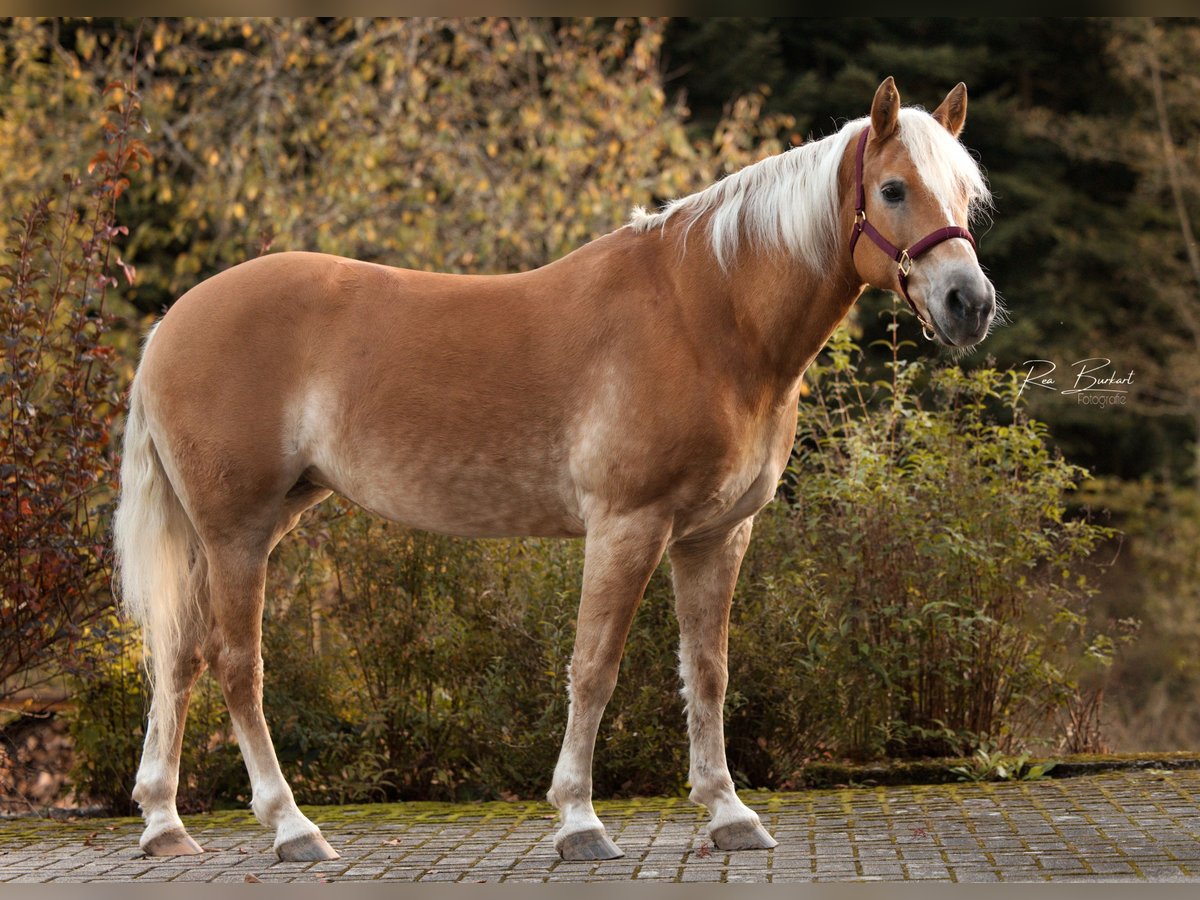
[556,828,624,861]
[275,831,340,861]
[710,819,777,851]
[141,827,205,856]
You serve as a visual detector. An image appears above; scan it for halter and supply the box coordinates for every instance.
[849,127,976,341]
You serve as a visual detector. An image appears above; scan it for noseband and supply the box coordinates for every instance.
[849,127,976,341]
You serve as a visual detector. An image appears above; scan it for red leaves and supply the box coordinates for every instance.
[116,255,136,285]
[0,70,141,702]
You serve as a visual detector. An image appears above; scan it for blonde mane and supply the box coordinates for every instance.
[628,108,992,271]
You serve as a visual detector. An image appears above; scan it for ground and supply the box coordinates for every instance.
[1,769,1199,882]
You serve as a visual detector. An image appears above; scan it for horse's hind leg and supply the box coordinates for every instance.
[132,588,207,856]
[669,518,776,851]
[204,541,338,861]
[548,511,671,861]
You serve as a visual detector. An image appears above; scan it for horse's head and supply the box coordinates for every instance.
[850,77,995,348]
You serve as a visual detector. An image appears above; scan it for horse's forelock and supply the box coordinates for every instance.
[894,107,992,224]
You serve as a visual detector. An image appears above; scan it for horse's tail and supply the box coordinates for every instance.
[113,323,204,758]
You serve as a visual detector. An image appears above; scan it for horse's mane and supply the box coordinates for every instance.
[628,108,992,272]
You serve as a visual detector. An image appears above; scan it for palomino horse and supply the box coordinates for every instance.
[114,77,994,862]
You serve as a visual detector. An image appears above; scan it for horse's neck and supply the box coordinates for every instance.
[651,216,864,402]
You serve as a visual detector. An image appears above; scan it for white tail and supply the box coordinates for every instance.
[113,328,203,759]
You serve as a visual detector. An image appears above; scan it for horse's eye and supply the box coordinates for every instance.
[881,182,905,204]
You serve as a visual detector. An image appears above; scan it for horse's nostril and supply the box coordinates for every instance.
[948,288,969,319]
[945,286,990,336]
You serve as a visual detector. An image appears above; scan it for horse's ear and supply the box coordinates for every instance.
[870,76,900,142]
[932,82,968,138]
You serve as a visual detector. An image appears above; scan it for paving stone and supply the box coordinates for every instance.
[3,769,1200,882]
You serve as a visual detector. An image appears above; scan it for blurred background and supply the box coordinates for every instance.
[1,17,1198,814]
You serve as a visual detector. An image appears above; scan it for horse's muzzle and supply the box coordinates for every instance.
[932,271,995,347]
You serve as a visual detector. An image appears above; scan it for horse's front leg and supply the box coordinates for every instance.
[548,511,671,860]
[669,518,777,851]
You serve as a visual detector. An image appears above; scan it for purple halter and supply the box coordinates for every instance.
[849,127,976,339]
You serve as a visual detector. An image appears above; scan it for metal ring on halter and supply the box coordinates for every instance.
[921,324,936,342]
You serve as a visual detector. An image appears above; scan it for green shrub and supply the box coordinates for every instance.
[727,327,1115,767]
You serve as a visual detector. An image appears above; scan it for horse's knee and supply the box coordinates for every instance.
[208,642,262,705]
[567,651,623,706]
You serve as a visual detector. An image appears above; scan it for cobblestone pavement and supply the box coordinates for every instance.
[1,769,1199,882]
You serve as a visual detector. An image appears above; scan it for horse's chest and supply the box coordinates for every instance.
[681,410,795,535]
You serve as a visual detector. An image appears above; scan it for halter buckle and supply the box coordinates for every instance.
[897,250,913,278]
[853,209,865,227]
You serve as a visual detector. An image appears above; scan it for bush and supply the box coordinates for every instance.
[0,76,147,707]
[257,508,687,803]
[727,325,1116,769]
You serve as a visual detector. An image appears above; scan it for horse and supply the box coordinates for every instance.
[113,76,995,862]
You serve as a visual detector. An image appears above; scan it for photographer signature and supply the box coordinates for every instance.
[1018,358,1134,406]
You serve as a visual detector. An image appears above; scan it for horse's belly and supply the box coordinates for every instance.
[314,446,584,539]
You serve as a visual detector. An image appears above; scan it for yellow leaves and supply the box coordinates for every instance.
[409,68,427,100]
[0,17,780,295]
[75,30,97,62]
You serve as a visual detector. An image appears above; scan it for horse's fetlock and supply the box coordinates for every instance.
[251,785,295,827]
[547,776,589,810]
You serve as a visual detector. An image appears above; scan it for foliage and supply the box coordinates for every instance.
[1025,20,1200,484]
[1082,478,1200,750]
[726,321,1116,768]
[949,744,1057,783]
[0,18,787,316]
[0,15,1172,804]
[254,510,688,804]
[0,75,146,704]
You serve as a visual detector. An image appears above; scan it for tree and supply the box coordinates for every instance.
[1022,19,1200,484]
